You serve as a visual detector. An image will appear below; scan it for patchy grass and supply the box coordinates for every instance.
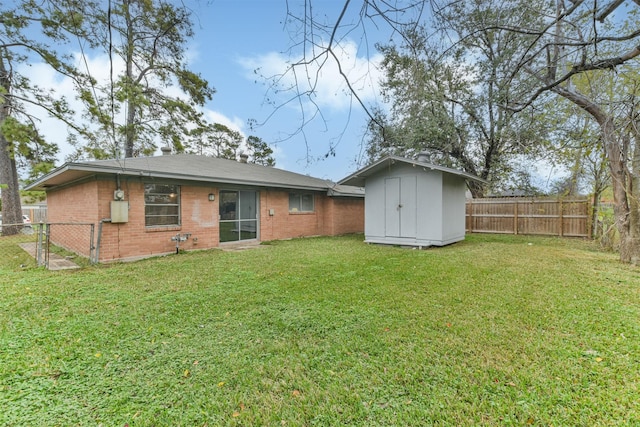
[0,231,39,270]
[0,234,638,426]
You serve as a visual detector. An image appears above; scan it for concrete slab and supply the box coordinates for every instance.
[19,242,80,271]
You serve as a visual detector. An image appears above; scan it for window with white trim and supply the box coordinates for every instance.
[289,192,314,212]
[144,184,180,226]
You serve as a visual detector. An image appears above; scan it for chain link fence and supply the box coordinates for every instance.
[0,222,95,270]
[45,223,96,268]
[0,222,40,269]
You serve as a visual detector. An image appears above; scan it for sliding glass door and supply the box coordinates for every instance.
[219,190,258,243]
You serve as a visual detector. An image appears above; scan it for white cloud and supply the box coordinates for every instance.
[204,110,245,134]
[239,38,383,112]
[18,61,83,161]
[15,36,381,170]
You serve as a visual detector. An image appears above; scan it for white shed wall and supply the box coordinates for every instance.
[441,173,467,244]
[416,169,443,242]
[363,172,386,240]
[362,163,470,247]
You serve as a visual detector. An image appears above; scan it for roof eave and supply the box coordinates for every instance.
[26,162,335,193]
[25,163,76,191]
[338,155,487,186]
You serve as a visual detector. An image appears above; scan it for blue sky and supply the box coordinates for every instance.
[22,0,591,187]
[25,0,386,182]
[187,0,586,190]
[189,0,382,181]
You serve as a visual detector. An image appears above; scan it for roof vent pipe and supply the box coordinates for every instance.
[417,151,430,163]
[160,146,172,156]
[239,153,249,163]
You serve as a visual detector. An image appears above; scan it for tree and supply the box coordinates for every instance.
[478,0,640,263]
[188,123,242,159]
[290,1,640,262]
[73,0,215,159]
[280,1,553,196]
[366,14,550,197]
[188,123,276,165]
[246,135,276,166]
[542,96,611,232]
[0,1,87,235]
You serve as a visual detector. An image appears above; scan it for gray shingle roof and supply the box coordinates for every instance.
[26,154,363,196]
[338,155,487,187]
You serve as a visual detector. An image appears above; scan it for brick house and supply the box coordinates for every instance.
[27,154,364,262]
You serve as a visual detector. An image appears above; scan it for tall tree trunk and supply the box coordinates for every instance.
[0,54,23,236]
[555,86,640,263]
[0,134,23,236]
[589,143,608,238]
[124,0,135,158]
[628,124,640,263]
[602,119,638,263]
[591,191,600,238]
[467,180,485,198]
[590,164,607,239]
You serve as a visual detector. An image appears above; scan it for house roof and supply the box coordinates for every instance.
[26,154,364,196]
[338,155,487,187]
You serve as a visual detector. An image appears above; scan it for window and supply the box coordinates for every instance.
[145,184,180,226]
[289,192,314,212]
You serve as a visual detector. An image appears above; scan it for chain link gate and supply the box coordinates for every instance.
[36,223,96,269]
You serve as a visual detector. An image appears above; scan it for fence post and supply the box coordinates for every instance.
[44,223,50,269]
[36,223,43,267]
[559,199,564,237]
[89,224,96,264]
[513,200,518,235]
[588,198,594,239]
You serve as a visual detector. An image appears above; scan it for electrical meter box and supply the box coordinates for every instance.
[110,201,129,223]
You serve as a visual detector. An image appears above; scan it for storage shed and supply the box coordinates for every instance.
[339,155,486,247]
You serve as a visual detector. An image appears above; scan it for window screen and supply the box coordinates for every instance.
[289,193,314,212]
[144,184,180,226]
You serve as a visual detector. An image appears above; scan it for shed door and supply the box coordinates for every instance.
[400,176,417,238]
[384,176,417,238]
[385,178,401,237]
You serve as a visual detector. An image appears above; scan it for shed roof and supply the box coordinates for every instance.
[338,155,487,187]
[26,154,364,196]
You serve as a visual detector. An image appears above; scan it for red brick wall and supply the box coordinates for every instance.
[46,180,363,262]
[47,180,100,223]
[325,197,365,236]
[47,180,100,257]
[259,190,364,241]
[97,182,219,261]
[260,190,323,240]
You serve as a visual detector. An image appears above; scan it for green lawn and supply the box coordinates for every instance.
[1,234,638,426]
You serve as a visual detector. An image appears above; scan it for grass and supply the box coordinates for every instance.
[0,230,39,269]
[0,234,638,426]
[0,228,93,269]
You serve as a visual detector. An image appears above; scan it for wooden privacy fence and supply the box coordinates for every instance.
[466,198,590,237]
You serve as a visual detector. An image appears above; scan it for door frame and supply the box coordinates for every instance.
[218,189,259,243]
[384,176,417,239]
